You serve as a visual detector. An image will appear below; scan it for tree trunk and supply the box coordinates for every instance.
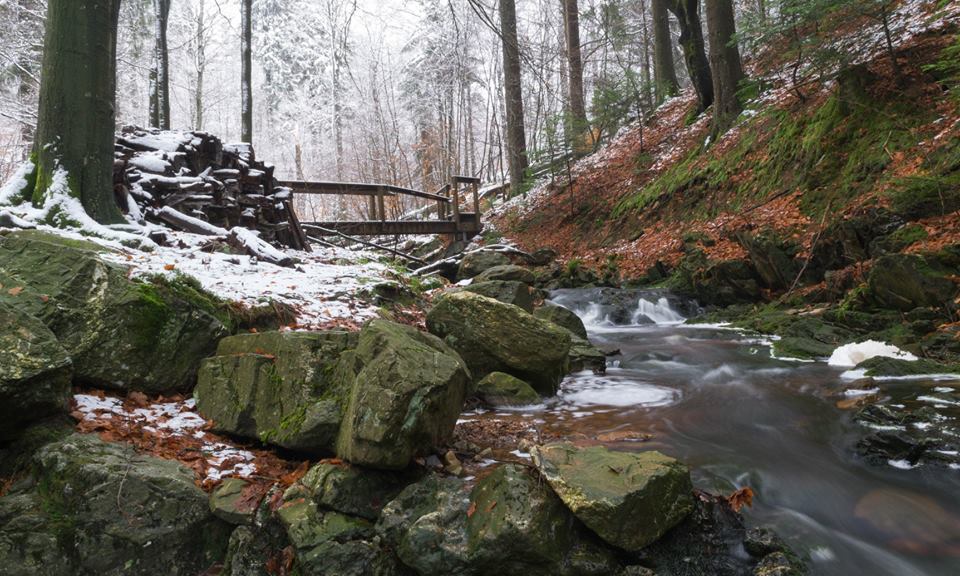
[500,0,528,194]
[194,0,206,130]
[241,0,253,143]
[706,0,745,136]
[652,0,679,102]
[562,0,588,152]
[152,0,171,129]
[666,0,713,113]
[32,0,124,224]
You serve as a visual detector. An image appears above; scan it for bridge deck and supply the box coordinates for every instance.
[302,214,481,237]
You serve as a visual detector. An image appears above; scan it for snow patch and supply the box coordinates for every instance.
[827,341,918,368]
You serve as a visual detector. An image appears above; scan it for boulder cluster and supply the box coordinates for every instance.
[0,234,802,575]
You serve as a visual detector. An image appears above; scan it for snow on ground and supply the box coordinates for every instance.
[828,340,919,367]
[1,167,393,328]
[95,229,391,328]
[73,393,258,484]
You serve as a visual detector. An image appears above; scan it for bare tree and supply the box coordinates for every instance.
[241,0,253,143]
[500,0,529,193]
[562,0,588,152]
[652,0,678,102]
[150,0,172,129]
[706,0,745,136]
[666,0,713,112]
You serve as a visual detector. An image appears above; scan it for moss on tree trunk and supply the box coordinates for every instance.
[33,0,124,225]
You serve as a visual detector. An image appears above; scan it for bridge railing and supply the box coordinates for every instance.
[278,176,481,235]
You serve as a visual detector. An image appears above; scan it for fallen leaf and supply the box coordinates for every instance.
[164,264,176,271]
[127,391,150,408]
[485,500,497,513]
[7,286,23,296]
[467,501,477,518]
[39,294,49,303]
[727,487,755,512]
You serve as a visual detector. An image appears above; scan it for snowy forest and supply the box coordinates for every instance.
[1,1,960,576]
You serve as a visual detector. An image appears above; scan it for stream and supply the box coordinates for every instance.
[461,288,960,576]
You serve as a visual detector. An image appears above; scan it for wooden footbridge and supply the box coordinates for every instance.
[280,176,484,239]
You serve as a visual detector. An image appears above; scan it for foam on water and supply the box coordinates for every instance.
[828,341,918,367]
[633,297,686,325]
[561,373,679,408]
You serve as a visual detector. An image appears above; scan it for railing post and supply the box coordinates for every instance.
[377,185,386,224]
[451,179,461,233]
[368,195,377,220]
[472,181,480,219]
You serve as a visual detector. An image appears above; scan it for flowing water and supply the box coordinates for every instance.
[463,288,960,575]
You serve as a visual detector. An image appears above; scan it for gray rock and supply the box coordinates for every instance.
[531,442,694,551]
[0,231,228,392]
[457,251,511,280]
[335,320,470,469]
[0,434,231,575]
[426,291,571,394]
[463,280,535,312]
[0,302,72,441]
[195,330,358,453]
[474,265,536,285]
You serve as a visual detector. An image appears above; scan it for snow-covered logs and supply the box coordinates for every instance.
[114,127,310,258]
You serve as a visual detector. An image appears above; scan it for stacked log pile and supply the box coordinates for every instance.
[113,127,310,263]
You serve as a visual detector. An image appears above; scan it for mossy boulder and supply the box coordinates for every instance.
[534,303,588,339]
[0,231,228,392]
[210,478,258,525]
[298,462,415,520]
[276,486,404,576]
[569,336,608,373]
[738,232,801,291]
[463,280,535,312]
[426,292,572,394]
[195,330,358,453]
[856,356,959,377]
[690,260,763,306]
[377,466,619,576]
[0,434,231,575]
[458,251,511,280]
[474,264,536,285]
[476,372,541,407]
[335,320,470,470]
[0,302,72,441]
[531,443,694,552]
[0,492,72,576]
[865,254,956,312]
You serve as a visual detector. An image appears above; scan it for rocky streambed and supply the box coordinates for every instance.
[0,237,809,576]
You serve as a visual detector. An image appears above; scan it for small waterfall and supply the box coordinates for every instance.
[633,297,685,325]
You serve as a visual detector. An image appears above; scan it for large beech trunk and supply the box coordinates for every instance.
[33,0,125,224]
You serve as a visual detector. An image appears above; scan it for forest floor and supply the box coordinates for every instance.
[490,0,960,282]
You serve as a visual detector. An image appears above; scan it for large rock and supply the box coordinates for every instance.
[0,231,228,392]
[866,254,956,311]
[0,302,72,441]
[299,462,414,520]
[531,443,694,551]
[377,466,618,576]
[426,292,571,394]
[196,330,357,452]
[534,303,588,339]
[476,372,541,407]
[569,335,608,373]
[457,251,511,280]
[463,280,534,312]
[474,264,536,285]
[277,485,406,576]
[0,434,231,575]
[335,320,470,470]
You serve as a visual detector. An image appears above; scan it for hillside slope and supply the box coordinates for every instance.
[493,0,960,296]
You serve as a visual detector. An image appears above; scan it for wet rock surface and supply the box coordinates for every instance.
[0,231,229,392]
[427,291,572,394]
[0,302,73,441]
[531,442,694,551]
[0,434,231,575]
